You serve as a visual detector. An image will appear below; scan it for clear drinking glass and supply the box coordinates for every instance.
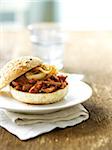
[28,23,65,70]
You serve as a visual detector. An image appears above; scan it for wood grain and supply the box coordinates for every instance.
[0,30,112,150]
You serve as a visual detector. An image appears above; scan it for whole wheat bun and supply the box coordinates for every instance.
[0,56,42,89]
[10,85,68,104]
[0,56,68,105]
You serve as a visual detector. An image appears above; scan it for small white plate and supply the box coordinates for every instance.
[0,75,92,114]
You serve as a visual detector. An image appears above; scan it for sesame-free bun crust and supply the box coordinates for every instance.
[0,56,42,89]
[10,85,68,104]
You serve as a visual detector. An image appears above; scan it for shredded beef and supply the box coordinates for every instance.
[41,86,57,93]
[15,85,22,91]
[11,74,68,93]
[28,79,36,84]
[22,84,33,92]
[29,81,43,93]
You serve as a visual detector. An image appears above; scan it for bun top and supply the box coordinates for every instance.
[0,56,42,89]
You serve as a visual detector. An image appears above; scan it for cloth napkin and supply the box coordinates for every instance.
[0,104,89,140]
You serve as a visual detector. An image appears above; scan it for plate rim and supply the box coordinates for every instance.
[0,80,92,114]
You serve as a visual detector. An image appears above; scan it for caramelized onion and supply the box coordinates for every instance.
[25,64,58,80]
[25,72,46,80]
[38,66,52,74]
[38,64,57,75]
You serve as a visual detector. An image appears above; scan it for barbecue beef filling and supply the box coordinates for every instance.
[10,73,68,94]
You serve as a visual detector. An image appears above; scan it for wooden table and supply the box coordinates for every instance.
[0,30,112,150]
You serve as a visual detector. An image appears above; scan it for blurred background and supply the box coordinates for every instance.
[0,0,112,71]
[0,0,112,30]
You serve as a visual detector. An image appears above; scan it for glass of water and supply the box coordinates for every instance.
[28,23,66,70]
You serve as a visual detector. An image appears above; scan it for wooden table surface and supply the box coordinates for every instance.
[0,30,112,150]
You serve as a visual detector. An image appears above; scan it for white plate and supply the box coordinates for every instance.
[0,75,92,114]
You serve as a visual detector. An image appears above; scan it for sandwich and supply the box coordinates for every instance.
[0,56,68,104]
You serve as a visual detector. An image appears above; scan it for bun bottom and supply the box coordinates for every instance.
[10,86,68,104]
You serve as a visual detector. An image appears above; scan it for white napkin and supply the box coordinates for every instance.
[0,104,89,140]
